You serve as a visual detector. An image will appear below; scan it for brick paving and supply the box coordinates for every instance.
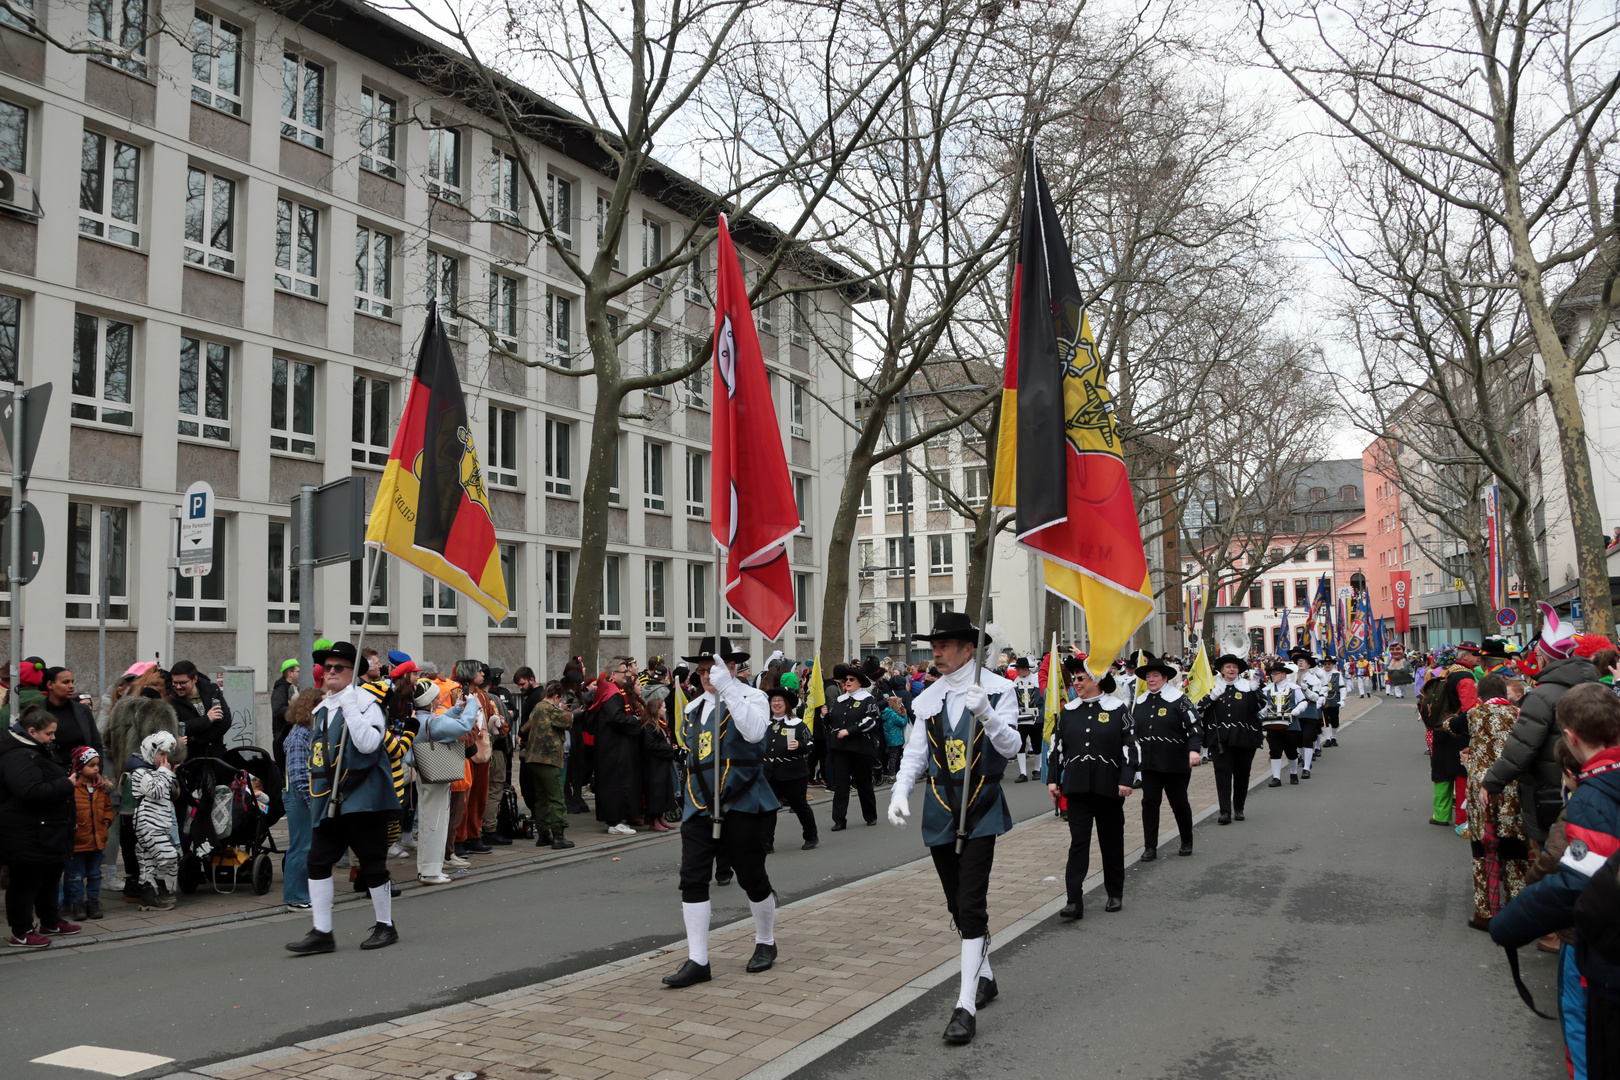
[193,697,1381,1080]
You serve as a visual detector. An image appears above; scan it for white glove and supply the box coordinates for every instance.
[887,795,910,828]
[963,684,992,720]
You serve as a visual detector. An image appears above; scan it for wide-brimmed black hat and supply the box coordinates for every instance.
[766,686,800,710]
[1266,662,1292,676]
[1481,638,1512,658]
[1215,653,1247,671]
[832,663,870,687]
[911,611,985,645]
[1288,649,1316,665]
[1134,651,1178,679]
[1013,656,1031,669]
[312,640,358,668]
[682,636,749,664]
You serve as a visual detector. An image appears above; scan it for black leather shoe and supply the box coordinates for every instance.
[1104,895,1122,913]
[285,929,336,955]
[1059,902,1082,920]
[1014,773,1029,783]
[1217,813,1232,825]
[801,838,818,850]
[975,976,998,1008]
[1290,773,1299,785]
[1267,777,1282,788]
[1141,846,1157,861]
[552,833,575,850]
[943,1007,976,1044]
[535,832,552,846]
[484,833,513,846]
[830,822,847,832]
[662,960,712,988]
[715,871,733,886]
[1234,810,1246,821]
[360,922,399,950]
[464,840,493,854]
[865,819,878,826]
[1302,769,1312,779]
[746,943,777,972]
[1178,841,1193,856]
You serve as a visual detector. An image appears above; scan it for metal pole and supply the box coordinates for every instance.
[957,515,998,854]
[897,384,913,665]
[8,382,21,697]
[165,510,178,666]
[297,483,316,691]
[353,545,382,667]
[98,506,110,703]
[711,539,726,841]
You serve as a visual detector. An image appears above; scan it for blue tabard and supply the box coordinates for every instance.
[919,694,1012,849]
[308,703,400,820]
[1297,675,1322,722]
[682,697,781,823]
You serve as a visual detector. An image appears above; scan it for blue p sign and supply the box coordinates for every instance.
[188,493,207,519]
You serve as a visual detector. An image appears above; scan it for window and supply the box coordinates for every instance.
[489,543,517,629]
[926,479,946,512]
[490,149,519,226]
[928,534,953,575]
[66,502,128,619]
[1348,544,1365,558]
[644,329,665,393]
[884,473,913,514]
[0,294,18,383]
[1310,514,1326,531]
[644,441,666,511]
[178,336,229,442]
[545,293,571,365]
[354,225,393,317]
[0,0,34,32]
[349,546,388,627]
[642,218,663,284]
[88,0,146,75]
[359,87,397,178]
[545,548,572,629]
[489,272,518,351]
[1248,582,1262,609]
[79,131,140,246]
[1341,485,1358,502]
[1308,486,1327,502]
[0,100,26,173]
[266,520,301,624]
[546,173,572,249]
[687,562,707,633]
[608,435,622,505]
[423,578,457,628]
[280,52,324,148]
[789,293,807,347]
[684,345,707,408]
[601,555,621,631]
[757,286,774,334]
[887,600,915,640]
[858,539,875,574]
[484,404,518,488]
[685,244,709,303]
[351,374,391,466]
[857,479,872,517]
[964,467,988,508]
[685,450,705,516]
[930,599,955,625]
[1315,545,1330,562]
[427,126,462,202]
[172,516,228,623]
[645,558,666,632]
[275,198,320,296]
[793,475,809,527]
[71,313,134,427]
[790,381,805,437]
[795,573,810,636]
[1271,580,1285,609]
[885,536,914,578]
[725,603,744,636]
[190,10,242,115]
[184,167,235,273]
[270,356,316,454]
[1294,579,1309,608]
[544,418,571,495]
[427,250,459,322]
[597,194,620,270]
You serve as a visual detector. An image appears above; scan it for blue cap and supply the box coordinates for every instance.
[387,650,412,665]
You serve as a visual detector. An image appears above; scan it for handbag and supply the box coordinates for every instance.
[414,719,471,784]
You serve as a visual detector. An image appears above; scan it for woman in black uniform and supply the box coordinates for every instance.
[1131,653,1201,860]
[1047,658,1136,918]
[763,687,818,852]
[824,664,882,830]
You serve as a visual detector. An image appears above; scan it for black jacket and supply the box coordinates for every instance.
[173,679,232,759]
[0,726,76,864]
[1132,689,1201,774]
[764,716,815,782]
[640,722,680,816]
[826,693,882,758]
[1425,667,1474,782]
[591,691,643,824]
[1485,656,1598,797]
[41,697,101,769]
[1048,695,1136,796]
[1198,680,1264,751]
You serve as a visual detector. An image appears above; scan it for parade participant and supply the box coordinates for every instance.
[824,663,882,830]
[1199,653,1264,824]
[1385,645,1414,699]
[1010,657,1041,783]
[1321,656,1345,748]
[286,641,401,955]
[763,686,818,852]
[887,612,1019,1045]
[1289,650,1327,777]
[663,637,780,988]
[1047,658,1135,918]
[1131,653,1201,859]
[1427,642,1481,827]
[1261,663,1308,786]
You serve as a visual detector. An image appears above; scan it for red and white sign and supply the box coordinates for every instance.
[1390,570,1412,633]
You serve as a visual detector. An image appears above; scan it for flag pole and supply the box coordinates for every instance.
[712,542,726,841]
[959,523,998,853]
[354,543,383,669]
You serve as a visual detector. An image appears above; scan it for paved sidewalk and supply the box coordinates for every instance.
[188,698,1383,1080]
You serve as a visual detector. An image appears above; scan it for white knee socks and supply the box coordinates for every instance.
[369,882,392,927]
[310,876,334,933]
[683,901,712,965]
[957,936,986,1015]
[1302,748,1315,771]
[750,894,776,946]
[1016,752,1028,776]
[1290,757,1300,776]
[1271,759,1283,780]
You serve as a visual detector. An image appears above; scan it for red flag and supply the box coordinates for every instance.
[710,215,799,639]
[1391,570,1412,633]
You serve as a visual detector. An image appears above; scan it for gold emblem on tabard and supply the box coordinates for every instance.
[311,741,325,768]
[698,731,713,759]
[1158,708,1168,716]
[944,738,967,774]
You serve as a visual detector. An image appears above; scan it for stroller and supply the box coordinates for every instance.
[174,747,284,896]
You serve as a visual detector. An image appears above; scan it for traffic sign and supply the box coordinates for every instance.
[1497,607,1517,627]
[0,500,45,585]
[1570,600,1583,619]
[0,383,51,486]
[179,480,215,578]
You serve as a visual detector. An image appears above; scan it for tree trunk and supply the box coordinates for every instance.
[1542,360,1613,635]
[1044,591,1065,650]
[816,445,877,672]
[566,298,628,671]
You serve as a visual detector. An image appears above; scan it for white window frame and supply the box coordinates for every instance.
[928,533,954,576]
[351,372,392,467]
[685,450,705,517]
[608,435,622,506]
[546,292,571,366]
[490,147,520,226]
[489,543,517,629]
[0,0,36,33]
[544,417,571,496]
[546,172,572,250]
[885,536,913,578]
[858,539,875,576]
[66,501,129,622]
[725,603,744,637]
[79,130,141,247]
[755,279,774,334]
[790,381,805,437]
[0,293,20,384]
[685,244,710,304]
[275,197,320,297]
[427,249,459,326]
[963,467,988,508]
[0,100,28,175]
[685,341,708,408]
[645,558,666,633]
[191,9,243,116]
[687,562,707,634]
[794,573,810,636]
[857,479,872,517]
[350,545,389,628]
[423,577,458,628]
[789,293,807,347]
[71,312,135,428]
[88,0,147,75]
[489,271,518,352]
[487,403,519,488]
[927,478,946,512]
[597,193,620,270]
[184,165,236,273]
[178,335,231,443]
[793,475,809,528]
[644,440,666,511]
[545,548,572,630]
[644,328,665,394]
[354,224,394,318]
[267,519,300,625]
[884,473,912,515]
[270,356,316,455]
[280,51,325,149]
[427,125,462,203]
[359,86,397,178]
[601,554,622,632]
[642,217,664,284]
[887,600,915,642]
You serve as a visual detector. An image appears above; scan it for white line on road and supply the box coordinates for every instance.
[30,1046,175,1077]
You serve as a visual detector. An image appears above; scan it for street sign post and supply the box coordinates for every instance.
[0,383,52,483]
[4,383,49,697]
[1497,607,1518,627]
[288,476,368,690]
[0,500,45,586]
[179,480,215,577]
[1570,600,1584,620]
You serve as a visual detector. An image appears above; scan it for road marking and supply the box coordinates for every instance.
[31,1046,174,1076]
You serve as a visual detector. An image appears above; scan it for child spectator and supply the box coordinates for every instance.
[1492,683,1620,1075]
[65,746,115,920]
[881,696,908,780]
[129,731,180,911]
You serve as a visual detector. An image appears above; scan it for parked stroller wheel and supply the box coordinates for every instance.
[251,853,273,895]
[178,858,202,895]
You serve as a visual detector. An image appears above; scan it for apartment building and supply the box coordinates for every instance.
[0,0,859,711]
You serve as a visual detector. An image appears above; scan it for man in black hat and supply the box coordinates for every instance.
[763,685,818,852]
[1047,657,1135,918]
[1131,653,1201,859]
[1261,662,1308,786]
[1199,653,1264,824]
[886,611,1020,1045]
[663,637,780,989]
[825,662,883,830]
[1010,657,1041,783]
[1288,650,1327,778]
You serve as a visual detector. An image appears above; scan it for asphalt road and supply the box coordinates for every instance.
[4,777,1063,1078]
[796,700,1567,1080]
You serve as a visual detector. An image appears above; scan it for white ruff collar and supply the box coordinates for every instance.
[910,662,1012,721]
[837,689,871,702]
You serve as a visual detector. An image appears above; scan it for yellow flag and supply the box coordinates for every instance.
[1042,632,1061,746]
[673,680,689,750]
[1187,646,1214,704]
[803,654,825,735]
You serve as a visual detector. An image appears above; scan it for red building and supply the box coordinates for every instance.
[1362,441,1407,623]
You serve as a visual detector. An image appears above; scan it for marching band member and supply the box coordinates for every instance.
[1131,652,1201,859]
[1199,653,1264,824]
[1047,657,1135,918]
[1011,657,1041,783]
[1262,663,1308,786]
[1321,656,1345,748]
[1289,650,1328,778]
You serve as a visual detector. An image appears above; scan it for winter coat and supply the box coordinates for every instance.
[1132,688,1201,774]
[0,685,45,726]
[826,692,882,759]
[73,780,116,853]
[172,678,232,760]
[1483,656,1597,837]
[881,707,908,748]
[521,700,572,767]
[640,722,681,817]
[102,695,185,811]
[1527,808,1577,946]
[591,689,643,824]
[0,725,76,864]
[1424,666,1475,782]
[1463,700,1524,842]
[42,697,102,769]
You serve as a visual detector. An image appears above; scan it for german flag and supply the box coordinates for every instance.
[991,147,1152,673]
[366,301,510,621]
